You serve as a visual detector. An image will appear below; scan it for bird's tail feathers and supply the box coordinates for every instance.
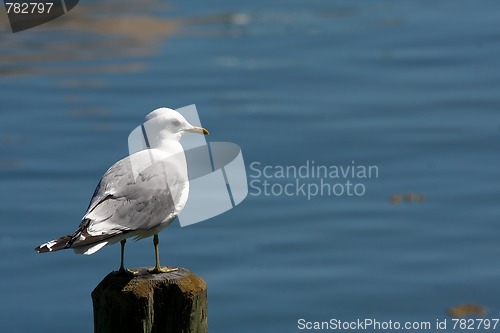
[36,227,126,254]
[35,235,73,253]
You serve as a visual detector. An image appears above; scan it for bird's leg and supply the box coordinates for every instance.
[117,239,137,275]
[148,234,177,274]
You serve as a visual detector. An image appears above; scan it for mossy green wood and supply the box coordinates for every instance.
[92,267,207,333]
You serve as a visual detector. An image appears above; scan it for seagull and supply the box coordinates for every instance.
[35,108,209,274]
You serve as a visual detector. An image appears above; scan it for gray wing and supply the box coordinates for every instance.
[69,151,186,246]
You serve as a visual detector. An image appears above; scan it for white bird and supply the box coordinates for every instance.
[35,108,209,274]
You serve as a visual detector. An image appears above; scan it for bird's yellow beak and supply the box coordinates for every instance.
[188,126,209,135]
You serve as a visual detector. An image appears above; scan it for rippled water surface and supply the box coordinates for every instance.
[1,1,500,332]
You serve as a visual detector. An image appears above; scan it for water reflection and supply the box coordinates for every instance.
[0,0,176,77]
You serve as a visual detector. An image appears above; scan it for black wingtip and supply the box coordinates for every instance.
[35,244,48,253]
[35,235,73,253]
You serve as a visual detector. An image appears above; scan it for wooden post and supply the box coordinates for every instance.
[91,267,207,333]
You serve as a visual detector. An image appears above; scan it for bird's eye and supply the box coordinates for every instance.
[171,120,181,127]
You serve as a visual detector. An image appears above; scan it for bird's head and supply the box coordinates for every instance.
[144,108,209,144]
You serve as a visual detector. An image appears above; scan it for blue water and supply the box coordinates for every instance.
[1,1,500,332]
